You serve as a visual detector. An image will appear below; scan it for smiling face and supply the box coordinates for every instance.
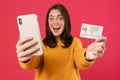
[48,9,65,37]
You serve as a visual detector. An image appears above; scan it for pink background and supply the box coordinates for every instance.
[0,0,120,80]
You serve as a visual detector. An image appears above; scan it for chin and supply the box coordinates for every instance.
[53,33,61,37]
[54,34,60,37]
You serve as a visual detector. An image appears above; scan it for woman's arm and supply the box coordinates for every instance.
[73,38,95,70]
[19,55,42,70]
[73,36,106,70]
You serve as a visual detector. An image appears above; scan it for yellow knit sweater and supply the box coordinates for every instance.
[19,37,95,80]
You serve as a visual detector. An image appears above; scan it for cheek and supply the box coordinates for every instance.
[48,21,52,26]
[61,22,65,28]
[48,22,52,30]
[62,21,64,25]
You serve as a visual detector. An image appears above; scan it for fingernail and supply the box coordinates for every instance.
[28,36,33,39]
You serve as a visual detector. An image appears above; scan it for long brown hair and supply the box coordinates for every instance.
[43,4,73,48]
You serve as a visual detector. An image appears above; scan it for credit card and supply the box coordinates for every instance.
[80,23,103,39]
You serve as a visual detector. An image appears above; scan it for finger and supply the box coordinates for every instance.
[16,40,38,53]
[95,51,104,58]
[97,47,104,53]
[19,40,38,52]
[17,46,40,58]
[95,42,105,50]
[86,51,98,60]
[94,46,103,53]
[18,56,32,62]
[16,36,33,48]
[97,53,104,58]
[95,47,105,58]
[95,36,107,43]
[93,52,101,59]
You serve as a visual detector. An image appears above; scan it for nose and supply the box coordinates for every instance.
[53,19,59,25]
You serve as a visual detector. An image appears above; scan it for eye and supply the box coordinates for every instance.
[59,16,63,20]
[49,17,54,21]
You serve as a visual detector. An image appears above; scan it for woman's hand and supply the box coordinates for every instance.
[16,36,40,62]
[85,36,107,60]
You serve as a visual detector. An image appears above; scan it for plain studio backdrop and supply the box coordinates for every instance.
[0,0,119,80]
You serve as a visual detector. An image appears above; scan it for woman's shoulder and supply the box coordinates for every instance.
[72,37,82,45]
[73,37,81,42]
[70,37,83,48]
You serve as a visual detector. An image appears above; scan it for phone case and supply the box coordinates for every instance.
[17,14,43,56]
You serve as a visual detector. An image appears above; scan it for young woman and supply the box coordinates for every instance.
[16,4,106,80]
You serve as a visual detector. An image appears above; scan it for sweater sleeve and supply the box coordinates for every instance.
[73,38,95,70]
[19,55,42,70]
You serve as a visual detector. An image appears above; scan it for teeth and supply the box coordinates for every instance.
[53,26,59,28]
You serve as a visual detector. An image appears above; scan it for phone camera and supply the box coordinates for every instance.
[18,18,22,25]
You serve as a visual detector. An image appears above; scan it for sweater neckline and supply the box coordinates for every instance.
[56,38,64,47]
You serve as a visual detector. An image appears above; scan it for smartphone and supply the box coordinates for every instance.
[17,14,43,56]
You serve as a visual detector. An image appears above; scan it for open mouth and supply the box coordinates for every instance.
[53,26,60,31]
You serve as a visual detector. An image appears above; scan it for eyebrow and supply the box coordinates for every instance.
[49,14,63,17]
